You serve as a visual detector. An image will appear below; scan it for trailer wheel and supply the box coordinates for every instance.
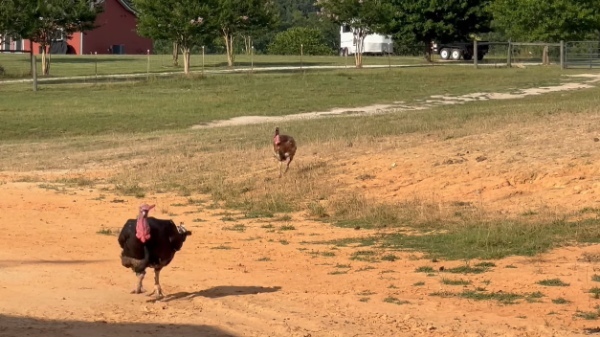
[451,49,462,60]
[440,48,450,60]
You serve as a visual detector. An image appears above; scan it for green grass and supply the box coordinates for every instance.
[56,176,96,187]
[431,289,542,305]
[575,309,600,320]
[592,274,600,282]
[589,287,600,298]
[444,265,490,274]
[212,245,233,250]
[415,266,435,273]
[383,296,410,305]
[357,290,376,296]
[335,263,351,269]
[275,215,293,222]
[377,218,600,260]
[222,224,246,232]
[96,228,117,236]
[552,297,571,304]
[350,250,378,262]
[316,237,377,248]
[0,67,578,141]
[381,254,399,262]
[441,278,472,286]
[114,183,146,198]
[536,278,570,287]
[245,209,274,219]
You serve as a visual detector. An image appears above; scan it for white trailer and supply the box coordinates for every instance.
[339,25,393,56]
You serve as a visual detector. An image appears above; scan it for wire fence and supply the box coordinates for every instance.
[0,49,428,81]
[1,40,590,85]
[565,41,600,69]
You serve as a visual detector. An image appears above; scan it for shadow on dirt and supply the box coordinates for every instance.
[159,285,282,302]
[0,314,238,337]
[0,259,110,268]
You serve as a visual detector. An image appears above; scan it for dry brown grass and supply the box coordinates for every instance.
[1,82,600,239]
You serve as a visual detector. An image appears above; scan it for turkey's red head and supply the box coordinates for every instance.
[139,203,155,218]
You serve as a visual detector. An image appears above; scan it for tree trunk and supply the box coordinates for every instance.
[243,35,252,55]
[172,41,179,67]
[542,45,549,65]
[354,30,365,68]
[223,30,235,67]
[423,42,432,62]
[182,48,191,74]
[41,45,50,76]
[29,40,34,75]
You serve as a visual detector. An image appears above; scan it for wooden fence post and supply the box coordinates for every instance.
[507,40,512,68]
[474,40,478,69]
[32,55,37,92]
[560,40,565,69]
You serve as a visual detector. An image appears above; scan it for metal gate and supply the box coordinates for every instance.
[565,41,600,68]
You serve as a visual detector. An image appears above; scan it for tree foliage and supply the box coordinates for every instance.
[134,0,215,74]
[0,0,31,38]
[387,0,493,60]
[490,0,600,42]
[268,26,332,55]
[0,0,102,75]
[215,0,278,66]
[316,0,394,67]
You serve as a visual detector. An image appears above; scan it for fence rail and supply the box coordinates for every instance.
[1,40,595,90]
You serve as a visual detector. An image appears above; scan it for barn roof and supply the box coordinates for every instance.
[117,0,137,15]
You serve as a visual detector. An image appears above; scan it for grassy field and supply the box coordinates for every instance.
[2,65,600,261]
[0,66,578,141]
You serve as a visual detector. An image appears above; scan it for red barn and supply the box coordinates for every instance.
[15,0,152,55]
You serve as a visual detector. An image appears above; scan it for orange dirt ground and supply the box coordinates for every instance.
[3,103,600,336]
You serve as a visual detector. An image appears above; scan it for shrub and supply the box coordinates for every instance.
[268,27,333,55]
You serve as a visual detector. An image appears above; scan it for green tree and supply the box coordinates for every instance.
[387,0,493,61]
[490,0,600,42]
[134,0,215,74]
[215,0,278,66]
[268,26,332,55]
[288,10,339,51]
[0,0,102,75]
[316,0,394,68]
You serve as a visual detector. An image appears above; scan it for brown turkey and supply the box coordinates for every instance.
[273,127,297,177]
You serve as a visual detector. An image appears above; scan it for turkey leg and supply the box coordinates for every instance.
[147,267,164,299]
[131,271,146,294]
